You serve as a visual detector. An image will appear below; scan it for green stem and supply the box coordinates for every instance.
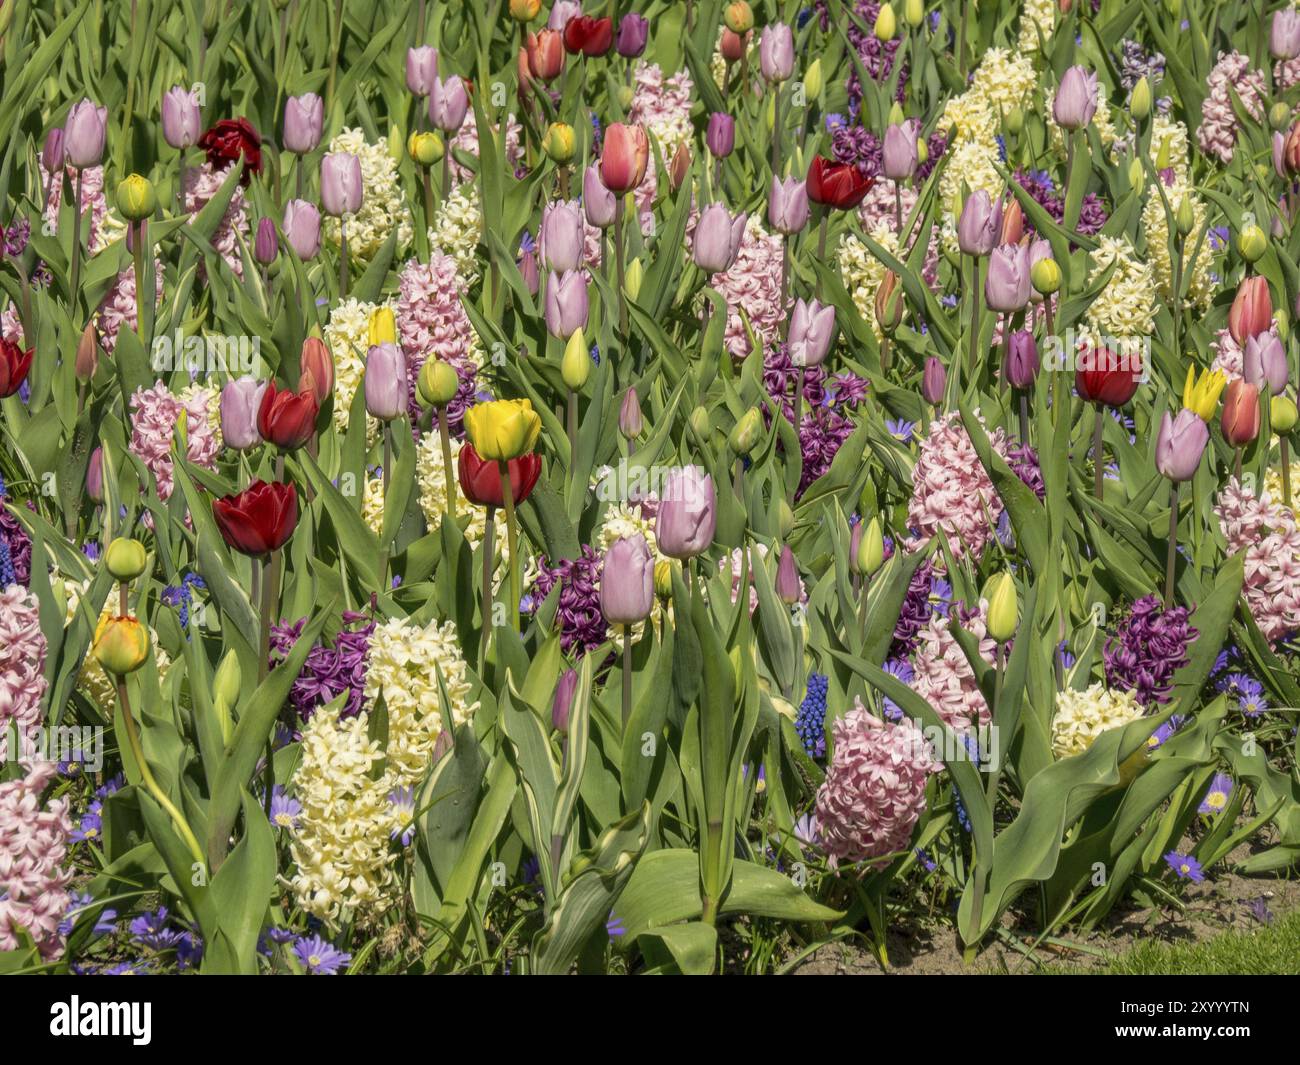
[621,628,633,731]
[1283,437,1293,509]
[1093,408,1105,499]
[479,506,496,674]
[437,406,456,525]
[1164,481,1178,608]
[498,462,520,632]
[69,169,84,318]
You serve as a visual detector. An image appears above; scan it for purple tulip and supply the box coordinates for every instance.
[43,128,65,174]
[693,204,746,273]
[87,447,104,503]
[519,247,540,296]
[364,343,408,421]
[539,200,585,274]
[922,356,946,405]
[64,99,107,168]
[583,164,616,228]
[882,123,918,182]
[759,23,795,82]
[1155,409,1209,482]
[707,113,736,158]
[161,87,201,149]
[552,668,579,733]
[282,199,321,259]
[220,377,269,451]
[788,297,835,368]
[957,190,1002,256]
[253,217,278,265]
[1005,330,1039,389]
[283,93,323,154]
[1244,332,1289,395]
[656,466,717,560]
[985,243,1031,313]
[600,534,655,624]
[549,1,582,30]
[1274,131,1288,180]
[1054,66,1099,131]
[406,46,440,96]
[775,545,801,605]
[320,153,363,216]
[616,13,649,58]
[429,75,469,133]
[544,270,589,339]
[768,175,810,234]
[1273,10,1300,60]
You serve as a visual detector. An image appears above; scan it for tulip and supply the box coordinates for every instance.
[1054,66,1099,130]
[1030,255,1062,297]
[619,387,643,439]
[922,357,946,406]
[299,336,333,407]
[116,175,156,221]
[1272,394,1298,432]
[282,93,323,155]
[417,359,461,408]
[668,143,691,193]
[42,128,65,174]
[540,200,585,273]
[1238,224,1268,263]
[552,668,579,733]
[75,321,98,382]
[729,408,763,457]
[541,121,576,164]
[768,175,810,234]
[549,0,581,28]
[694,204,746,273]
[1130,76,1152,122]
[875,1,896,39]
[509,0,542,19]
[1244,332,1289,395]
[93,616,150,676]
[406,46,439,95]
[561,328,591,392]
[364,343,408,421]
[707,113,736,158]
[1273,9,1300,60]
[1274,131,1289,179]
[105,538,148,582]
[408,130,443,166]
[789,298,836,368]
[87,447,104,503]
[64,99,107,168]
[1156,408,1209,482]
[320,153,363,216]
[1284,121,1300,176]
[464,398,542,461]
[600,123,649,194]
[161,87,201,149]
[806,155,873,209]
[804,57,823,101]
[724,1,754,33]
[254,216,278,265]
[544,270,589,338]
[429,75,469,133]
[601,534,655,625]
[257,381,319,450]
[282,199,321,260]
[624,257,644,301]
[956,190,1002,256]
[1182,365,1228,421]
[656,467,717,560]
[874,271,905,335]
[1005,330,1039,389]
[212,480,299,556]
[368,306,397,347]
[985,573,1019,642]
[759,23,794,82]
[984,243,1031,313]
[1076,348,1141,408]
[582,164,616,228]
[563,15,613,55]
[457,444,542,506]
[775,545,801,605]
[220,377,269,450]
[720,28,747,63]
[616,13,649,58]
[519,246,540,295]
[527,29,566,81]
[856,517,884,576]
[0,339,34,398]
[1221,380,1262,448]
[999,199,1024,247]
[882,123,918,182]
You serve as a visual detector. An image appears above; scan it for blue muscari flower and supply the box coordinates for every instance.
[0,536,14,588]
[590,342,600,365]
[606,912,626,938]
[796,7,812,29]
[939,293,959,308]
[995,135,1006,162]
[952,787,972,833]
[915,848,937,872]
[795,673,828,758]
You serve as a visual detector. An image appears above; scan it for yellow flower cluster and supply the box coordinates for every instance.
[324,297,391,436]
[178,382,223,449]
[428,183,483,284]
[361,471,385,536]
[1017,0,1056,52]
[1050,683,1145,760]
[321,128,413,262]
[1083,235,1158,338]
[968,48,1038,117]
[1140,174,1214,311]
[838,228,898,338]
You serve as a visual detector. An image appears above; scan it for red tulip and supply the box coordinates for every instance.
[562,15,613,56]
[527,29,566,81]
[1076,348,1140,407]
[197,117,262,184]
[212,480,298,556]
[257,381,319,450]
[458,442,542,507]
[600,123,649,195]
[1228,276,1273,346]
[0,339,34,399]
[1221,379,1262,446]
[806,155,873,210]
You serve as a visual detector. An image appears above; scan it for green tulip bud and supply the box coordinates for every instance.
[624,258,644,302]
[561,328,590,391]
[116,174,157,221]
[1030,257,1062,296]
[417,358,461,408]
[92,616,150,677]
[728,407,763,456]
[688,405,712,442]
[1127,156,1144,190]
[904,0,924,28]
[541,122,576,165]
[654,559,675,600]
[1130,77,1151,123]
[857,517,884,576]
[1238,224,1268,263]
[875,2,896,40]
[1271,102,1292,131]
[407,130,444,166]
[985,572,1019,641]
[1174,196,1195,238]
[104,538,148,582]
[803,59,823,102]
[777,498,794,538]
[1271,394,1298,432]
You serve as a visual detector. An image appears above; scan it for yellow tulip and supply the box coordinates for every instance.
[464,398,542,460]
[92,615,150,677]
[1182,366,1227,421]
[368,307,397,346]
[985,573,1019,642]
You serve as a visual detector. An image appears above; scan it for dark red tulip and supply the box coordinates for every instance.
[257,381,319,450]
[1076,349,1141,408]
[805,155,873,210]
[458,442,542,507]
[212,480,298,556]
[562,15,614,56]
[198,117,263,183]
[0,339,34,398]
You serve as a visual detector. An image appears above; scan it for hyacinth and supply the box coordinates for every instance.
[40,162,113,252]
[907,413,1009,562]
[814,700,939,866]
[182,161,249,277]
[889,557,938,660]
[629,61,695,165]
[360,471,385,536]
[830,122,882,180]
[321,128,413,261]
[0,759,73,960]
[1118,38,1166,92]
[1263,461,1300,514]
[969,48,1039,117]
[269,611,375,722]
[531,546,607,656]
[0,585,48,741]
[1103,595,1197,707]
[844,0,907,109]
[395,253,482,434]
[1197,51,1266,165]
[428,182,483,283]
[1215,478,1300,645]
[1082,235,1157,338]
[855,179,939,288]
[1006,443,1046,501]
[0,495,33,589]
[291,616,476,924]
[598,495,661,560]
[1276,57,1300,92]
[1124,112,1193,186]
[129,380,221,502]
[705,213,785,359]
[447,111,524,184]
[1050,683,1145,760]
[1210,323,1282,384]
[908,602,997,733]
[1017,0,1056,51]
[324,296,390,435]
[95,260,165,354]
[415,433,494,550]
[1013,169,1107,238]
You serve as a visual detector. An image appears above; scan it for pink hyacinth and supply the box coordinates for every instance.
[395,252,480,431]
[1,303,21,345]
[183,161,250,277]
[0,585,48,744]
[129,381,221,502]
[687,210,786,359]
[1210,323,1284,384]
[907,412,1010,561]
[0,759,73,960]
[40,161,110,249]
[1276,58,1300,92]
[448,112,524,184]
[856,178,939,288]
[908,605,997,733]
[814,701,940,867]
[96,260,164,354]
[1197,51,1266,165]
[1215,478,1300,645]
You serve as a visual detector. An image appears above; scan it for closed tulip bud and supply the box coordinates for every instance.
[116,175,156,221]
[720,28,746,63]
[775,545,801,605]
[875,2,896,40]
[254,216,278,264]
[364,343,407,421]
[1156,408,1209,481]
[407,130,443,166]
[857,517,884,575]
[729,407,763,456]
[1030,254,1061,296]
[1271,102,1293,132]
[464,398,542,461]
[406,46,440,95]
[418,358,461,408]
[213,649,242,710]
[999,198,1024,246]
[76,322,99,382]
[882,123,918,181]
[64,99,108,168]
[599,123,650,195]
[1238,224,1268,263]
[874,270,905,333]
[803,58,823,101]
[616,12,649,57]
[220,376,268,450]
[428,75,470,134]
[283,93,324,154]
[545,270,589,339]
[551,667,578,733]
[724,1,754,34]
[887,102,905,127]
[778,498,794,538]
[541,121,576,164]
[688,405,711,442]
[1244,332,1289,395]
[1229,276,1273,346]
[582,165,616,229]
[520,247,540,295]
[1221,380,1262,446]
[1271,394,1298,432]
[707,113,736,158]
[656,466,717,559]
[985,243,1032,313]
[957,189,1002,256]
[1127,156,1145,189]
[562,328,590,391]
[161,87,201,149]
[298,336,332,407]
[624,257,644,301]
[694,204,746,273]
[1130,76,1151,122]
[788,297,836,367]
[105,537,148,581]
[368,306,397,347]
[92,616,150,676]
[922,356,946,405]
[759,23,795,83]
[1005,330,1039,389]
[668,142,691,193]
[905,0,924,27]
[540,200,584,274]
[619,387,643,439]
[282,199,321,260]
[1174,196,1195,238]
[87,447,104,503]
[1273,9,1300,60]
[526,29,566,81]
[42,128,65,174]
[985,573,1019,641]
[600,534,655,624]
[1054,65,1099,131]
[654,560,675,600]
[768,175,810,234]
[509,0,542,21]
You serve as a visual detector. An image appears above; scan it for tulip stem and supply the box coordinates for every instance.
[1018,392,1030,448]
[1172,239,1184,356]
[70,168,85,318]
[567,389,578,479]
[423,170,434,252]
[132,220,147,342]
[480,506,496,674]
[1234,446,1243,483]
[771,84,782,180]
[1283,437,1293,508]
[967,255,979,396]
[437,405,456,525]
[793,365,805,433]
[613,198,628,344]
[380,425,392,588]
[1164,482,1179,608]
[815,211,828,298]
[339,218,349,298]
[259,548,282,818]
[779,239,790,337]
[441,148,451,200]
[498,462,521,632]
[621,628,633,731]
[1093,409,1105,499]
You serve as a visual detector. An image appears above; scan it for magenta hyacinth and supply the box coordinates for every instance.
[1103,595,1197,707]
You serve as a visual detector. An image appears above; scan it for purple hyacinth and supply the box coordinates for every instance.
[269,610,375,722]
[1006,443,1046,500]
[1118,38,1165,92]
[0,486,33,587]
[530,546,608,656]
[1013,168,1108,238]
[889,559,937,660]
[831,124,882,181]
[1103,595,1197,707]
[844,0,907,110]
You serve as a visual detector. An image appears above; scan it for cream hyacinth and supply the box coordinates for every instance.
[1082,235,1157,338]
[1017,0,1056,51]
[1050,683,1145,760]
[415,433,494,551]
[428,183,484,284]
[321,128,413,262]
[1140,176,1214,311]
